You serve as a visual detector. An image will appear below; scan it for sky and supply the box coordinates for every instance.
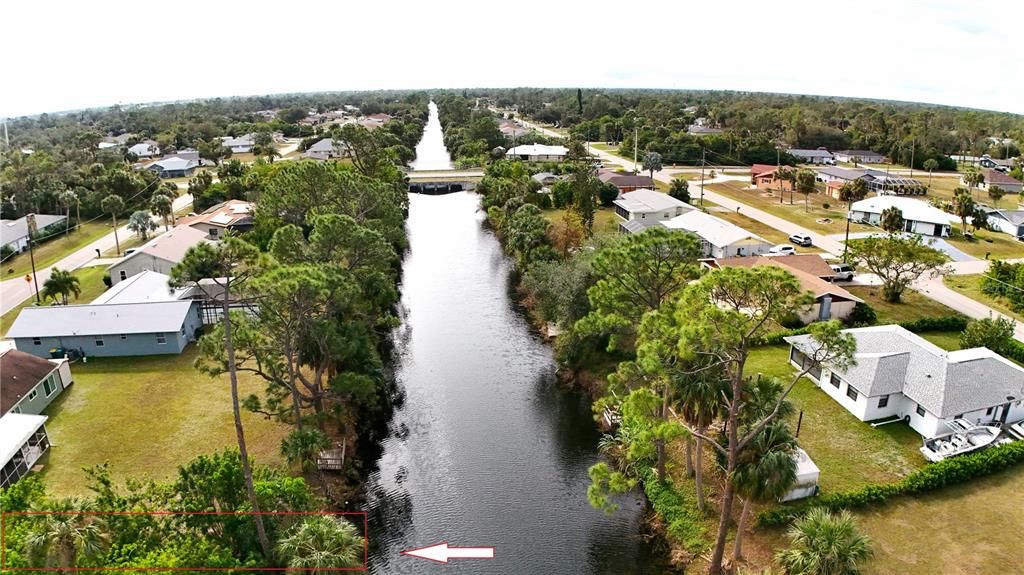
[4,0,1023,118]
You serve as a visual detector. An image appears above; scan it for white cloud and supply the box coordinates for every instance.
[4,0,1022,117]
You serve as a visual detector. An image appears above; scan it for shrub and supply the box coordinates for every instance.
[897,315,967,333]
[1002,339,1024,364]
[822,202,831,210]
[845,302,877,327]
[960,317,1015,355]
[102,273,112,288]
[757,441,1024,527]
[639,467,707,553]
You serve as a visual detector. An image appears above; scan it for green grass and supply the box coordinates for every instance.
[542,206,620,237]
[943,273,1024,322]
[704,203,823,251]
[101,232,150,257]
[590,143,619,154]
[1,222,110,278]
[0,265,110,336]
[706,180,874,236]
[745,345,924,493]
[39,347,290,497]
[846,285,960,323]
[943,228,1024,259]
[916,330,962,351]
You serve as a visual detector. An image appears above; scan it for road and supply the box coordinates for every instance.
[521,118,1024,343]
[0,193,194,315]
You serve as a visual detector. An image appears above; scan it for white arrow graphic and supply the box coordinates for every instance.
[401,541,495,564]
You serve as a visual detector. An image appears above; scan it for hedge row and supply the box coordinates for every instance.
[1003,339,1024,364]
[639,467,708,553]
[757,440,1024,527]
[753,315,968,346]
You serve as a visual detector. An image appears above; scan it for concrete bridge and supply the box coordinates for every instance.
[406,168,485,194]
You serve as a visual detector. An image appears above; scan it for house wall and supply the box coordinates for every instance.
[7,364,72,415]
[754,176,794,191]
[850,210,949,237]
[188,222,225,239]
[108,254,176,285]
[986,217,1024,238]
[795,299,857,324]
[712,237,772,259]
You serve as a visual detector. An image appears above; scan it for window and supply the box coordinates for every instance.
[156,333,167,345]
[845,386,858,401]
[180,326,186,335]
[878,395,889,408]
[32,337,41,345]
[829,373,841,388]
[119,270,127,281]
[916,405,926,417]
[986,406,994,415]
[95,336,105,347]
[120,334,128,340]
[209,228,219,237]
[26,389,38,402]
[43,376,56,396]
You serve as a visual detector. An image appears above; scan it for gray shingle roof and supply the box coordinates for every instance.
[787,148,833,158]
[7,300,195,338]
[1,214,67,245]
[786,325,1024,417]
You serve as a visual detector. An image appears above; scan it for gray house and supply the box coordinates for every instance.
[7,300,203,358]
[1,214,68,253]
[107,225,212,284]
[986,209,1024,240]
[1,349,73,416]
[146,156,199,178]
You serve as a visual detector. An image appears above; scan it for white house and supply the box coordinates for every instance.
[613,189,693,230]
[660,210,772,258]
[505,144,569,162]
[1,214,67,253]
[128,140,160,158]
[849,196,953,237]
[986,209,1024,240]
[833,150,886,164]
[786,325,1024,439]
[969,169,1023,194]
[786,148,834,164]
[107,225,212,284]
[303,138,349,161]
[221,134,256,154]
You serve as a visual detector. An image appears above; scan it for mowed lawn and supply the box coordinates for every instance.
[40,347,290,496]
[1,222,110,278]
[706,180,875,236]
[846,285,961,323]
[944,273,1023,322]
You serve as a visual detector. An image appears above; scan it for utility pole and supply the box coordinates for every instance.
[633,127,638,175]
[26,213,41,303]
[700,148,706,206]
[909,137,915,178]
[777,149,783,204]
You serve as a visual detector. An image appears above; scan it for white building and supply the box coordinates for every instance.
[849,196,953,237]
[613,189,693,231]
[221,134,256,154]
[128,140,161,158]
[986,209,1024,240]
[833,150,886,164]
[505,144,569,162]
[303,138,349,161]
[786,325,1024,439]
[786,148,834,164]
[1,214,67,253]
[660,210,772,258]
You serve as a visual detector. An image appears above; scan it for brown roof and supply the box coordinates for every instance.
[984,169,1022,186]
[598,171,655,188]
[751,164,779,178]
[707,257,862,303]
[1,349,58,415]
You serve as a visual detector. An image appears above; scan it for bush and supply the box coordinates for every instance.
[757,441,1024,527]
[845,302,877,327]
[822,202,831,210]
[898,315,968,333]
[1002,339,1024,364]
[102,273,112,288]
[960,317,1015,355]
[639,467,707,553]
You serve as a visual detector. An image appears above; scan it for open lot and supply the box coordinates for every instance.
[542,206,621,237]
[1,222,110,278]
[846,285,961,323]
[38,347,290,497]
[944,273,1023,322]
[943,228,1024,259]
[0,265,109,336]
[706,180,875,236]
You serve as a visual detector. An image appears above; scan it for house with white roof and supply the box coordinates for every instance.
[849,196,953,237]
[659,210,772,258]
[0,413,51,488]
[107,225,213,284]
[90,270,194,305]
[505,144,569,162]
[303,138,349,161]
[221,134,256,154]
[786,325,1024,438]
[7,300,203,358]
[786,148,834,164]
[833,150,886,164]
[145,156,199,178]
[128,140,160,158]
[614,189,694,233]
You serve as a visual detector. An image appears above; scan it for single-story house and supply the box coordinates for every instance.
[971,169,1023,194]
[986,209,1024,240]
[8,300,204,358]
[128,140,161,158]
[786,148,834,164]
[750,164,795,191]
[599,171,656,193]
[817,167,925,195]
[832,150,886,164]
[303,138,349,161]
[660,210,772,258]
[506,144,569,162]
[614,189,693,229]
[816,166,864,185]
[1,214,67,253]
[706,256,862,323]
[90,270,194,305]
[499,121,530,140]
[531,172,563,186]
[107,225,212,284]
[179,200,254,239]
[849,196,953,237]
[785,325,1024,438]
[687,125,724,136]
[1,349,73,416]
[146,156,199,178]
[221,134,255,154]
[0,413,51,489]
[97,133,133,149]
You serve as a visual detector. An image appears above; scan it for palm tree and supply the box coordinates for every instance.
[674,363,725,512]
[150,193,174,230]
[100,194,125,255]
[962,169,984,201]
[952,188,974,233]
[276,516,363,572]
[732,421,797,563]
[41,268,81,305]
[25,498,108,574]
[796,169,817,212]
[879,206,904,234]
[838,179,868,262]
[922,158,939,189]
[58,190,78,236]
[987,185,1005,208]
[776,508,873,575]
[281,428,330,473]
[127,210,157,240]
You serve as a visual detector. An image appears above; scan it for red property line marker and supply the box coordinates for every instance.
[401,541,495,564]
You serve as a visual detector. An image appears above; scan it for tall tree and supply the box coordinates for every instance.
[150,193,174,230]
[846,234,949,302]
[41,268,81,305]
[198,138,230,166]
[100,194,125,255]
[796,169,817,212]
[253,131,278,163]
[127,210,157,240]
[58,189,77,236]
[642,151,663,181]
[952,187,974,233]
[922,158,939,189]
[25,498,108,574]
[669,178,690,203]
[169,238,273,559]
[987,184,1005,208]
[879,206,904,234]
[732,418,797,563]
[838,179,868,262]
[962,169,984,200]
[776,508,873,575]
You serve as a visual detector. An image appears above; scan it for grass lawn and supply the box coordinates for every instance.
[1,222,110,279]
[943,228,1024,259]
[706,180,875,236]
[745,346,924,493]
[543,206,620,237]
[704,203,823,252]
[590,143,619,154]
[0,265,110,336]
[846,285,961,323]
[101,232,150,257]
[39,347,290,497]
[944,273,1023,322]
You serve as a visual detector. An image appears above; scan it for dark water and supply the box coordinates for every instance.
[363,191,653,573]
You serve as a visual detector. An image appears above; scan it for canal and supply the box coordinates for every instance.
[364,104,653,573]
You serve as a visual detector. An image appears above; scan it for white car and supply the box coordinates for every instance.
[768,244,796,255]
[830,264,855,281]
